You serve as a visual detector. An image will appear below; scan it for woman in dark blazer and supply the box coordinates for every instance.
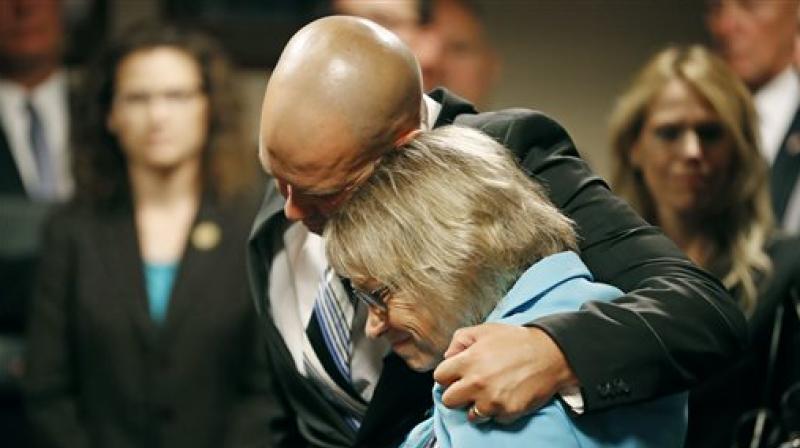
[23,24,279,448]
[609,45,800,448]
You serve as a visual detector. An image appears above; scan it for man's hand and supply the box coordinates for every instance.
[433,323,578,423]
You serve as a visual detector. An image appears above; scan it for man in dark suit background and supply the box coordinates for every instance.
[248,16,747,447]
[707,0,800,233]
[0,0,72,200]
[0,1,72,445]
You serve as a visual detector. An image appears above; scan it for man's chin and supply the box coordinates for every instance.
[302,220,325,235]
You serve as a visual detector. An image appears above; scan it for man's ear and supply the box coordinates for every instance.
[393,128,422,149]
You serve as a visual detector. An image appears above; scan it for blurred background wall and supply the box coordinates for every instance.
[106,0,710,178]
[480,1,709,176]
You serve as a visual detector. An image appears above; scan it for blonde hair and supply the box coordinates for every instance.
[325,125,577,326]
[608,45,773,313]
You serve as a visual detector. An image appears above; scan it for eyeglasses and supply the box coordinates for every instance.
[114,87,204,111]
[352,285,390,312]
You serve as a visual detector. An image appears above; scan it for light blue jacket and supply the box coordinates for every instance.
[402,251,687,448]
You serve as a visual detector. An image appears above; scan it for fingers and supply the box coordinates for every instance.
[443,326,480,359]
[435,323,573,425]
[467,404,493,424]
[437,359,481,409]
[434,325,484,388]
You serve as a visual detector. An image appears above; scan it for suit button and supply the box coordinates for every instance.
[596,382,612,398]
[613,379,630,396]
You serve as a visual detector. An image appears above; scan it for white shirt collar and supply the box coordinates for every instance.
[0,70,72,200]
[422,93,442,130]
[754,65,800,163]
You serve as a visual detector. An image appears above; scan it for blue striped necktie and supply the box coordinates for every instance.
[308,267,357,382]
[304,267,365,429]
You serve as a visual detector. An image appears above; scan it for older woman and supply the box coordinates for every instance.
[325,125,687,447]
[609,45,800,448]
[23,24,279,447]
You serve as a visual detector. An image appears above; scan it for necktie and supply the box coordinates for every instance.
[304,267,365,429]
[26,99,57,200]
[307,267,357,383]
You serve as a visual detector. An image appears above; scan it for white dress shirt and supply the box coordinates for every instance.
[754,66,800,233]
[0,71,72,200]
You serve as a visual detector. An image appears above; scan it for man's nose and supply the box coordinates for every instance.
[365,306,388,339]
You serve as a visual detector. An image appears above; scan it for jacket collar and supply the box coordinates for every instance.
[488,251,591,321]
[427,87,478,128]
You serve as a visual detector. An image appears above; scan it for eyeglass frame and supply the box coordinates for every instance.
[351,284,390,312]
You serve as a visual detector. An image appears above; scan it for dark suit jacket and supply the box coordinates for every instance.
[1,93,66,448]
[247,88,747,447]
[0,121,51,334]
[686,236,800,448]
[771,103,800,226]
[0,126,26,197]
[24,193,280,448]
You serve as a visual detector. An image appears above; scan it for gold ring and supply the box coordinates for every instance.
[471,405,492,423]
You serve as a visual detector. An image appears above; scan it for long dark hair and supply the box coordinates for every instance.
[73,22,257,206]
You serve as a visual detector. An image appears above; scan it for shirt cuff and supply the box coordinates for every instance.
[559,385,584,415]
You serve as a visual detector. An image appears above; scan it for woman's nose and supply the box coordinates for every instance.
[365,306,388,339]
[679,131,703,159]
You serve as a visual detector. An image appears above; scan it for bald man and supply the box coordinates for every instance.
[249,16,746,447]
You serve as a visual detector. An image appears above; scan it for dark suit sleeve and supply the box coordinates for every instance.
[23,211,91,448]
[223,309,288,448]
[465,110,748,411]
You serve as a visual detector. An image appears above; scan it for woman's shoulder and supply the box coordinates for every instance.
[44,198,126,229]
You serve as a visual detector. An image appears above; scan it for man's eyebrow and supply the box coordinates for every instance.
[292,184,344,198]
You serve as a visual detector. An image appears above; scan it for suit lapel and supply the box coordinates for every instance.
[248,182,285,316]
[96,201,158,346]
[771,105,800,221]
[248,184,356,445]
[0,126,27,196]
[428,88,478,129]
[160,195,219,339]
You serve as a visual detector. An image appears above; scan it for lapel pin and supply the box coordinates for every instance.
[786,132,800,156]
[191,221,221,251]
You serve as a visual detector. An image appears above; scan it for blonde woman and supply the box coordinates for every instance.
[609,45,800,447]
[325,125,687,448]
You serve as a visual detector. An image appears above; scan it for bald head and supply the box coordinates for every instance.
[260,16,424,233]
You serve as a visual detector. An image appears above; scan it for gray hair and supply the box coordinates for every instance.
[325,125,577,326]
